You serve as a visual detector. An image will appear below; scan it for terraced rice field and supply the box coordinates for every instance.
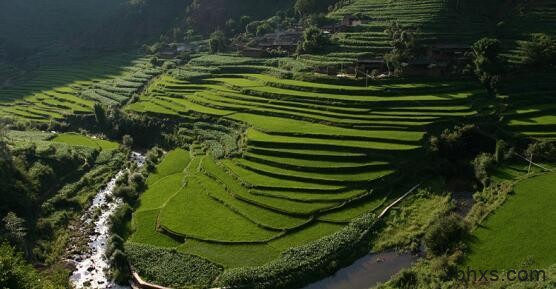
[127,62,480,269]
[52,132,119,150]
[501,72,556,140]
[0,54,160,122]
[297,0,491,66]
[465,171,556,270]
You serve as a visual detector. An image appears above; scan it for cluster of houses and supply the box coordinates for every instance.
[354,44,471,77]
[155,14,471,78]
[239,14,368,58]
[156,43,197,59]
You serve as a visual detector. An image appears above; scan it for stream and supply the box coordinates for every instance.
[303,251,417,289]
[68,152,144,289]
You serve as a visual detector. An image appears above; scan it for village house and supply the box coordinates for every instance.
[256,30,303,53]
[428,44,470,61]
[157,46,177,59]
[355,57,387,75]
[402,58,445,77]
[342,14,369,27]
[239,47,268,58]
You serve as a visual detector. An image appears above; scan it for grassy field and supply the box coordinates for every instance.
[465,172,556,270]
[52,133,119,150]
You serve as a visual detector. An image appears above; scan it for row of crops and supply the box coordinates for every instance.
[501,72,556,140]
[124,56,484,287]
[0,54,161,123]
[300,0,491,65]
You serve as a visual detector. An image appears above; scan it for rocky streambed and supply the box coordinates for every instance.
[68,152,144,289]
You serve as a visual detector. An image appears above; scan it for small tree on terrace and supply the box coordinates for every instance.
[209,30,226,54]
[384,21,417,75]
[471,38,504,96]
[294,0,317,17]
[520,33,556,68]
[298,26,329,54]
[93,103,107,128]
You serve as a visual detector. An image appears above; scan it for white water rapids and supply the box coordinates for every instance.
[69,152,145,289]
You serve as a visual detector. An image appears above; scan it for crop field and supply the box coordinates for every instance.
[126,59,483,282]
[51,133,119,150]
[6,130,118,152]
[501,72,556,140]
[0,54,160,123]
[299,0,492,65]
[465,172,556,270]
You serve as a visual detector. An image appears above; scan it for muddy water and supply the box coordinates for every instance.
[303,251,417,289]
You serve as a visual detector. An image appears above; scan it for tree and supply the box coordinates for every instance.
[424,214,468,256]
[294,0,317,17]
[225,18,237,36]
[472,153,496,187]
[471,38,504,96]
[93,103,107,128]
[0,243,43,289]
[239,16,252,34]
[298,26,329,54]
[209,30,226,54]
[122,135,134,148]
[520,33,556,68]
[384,22,417,75]
[2,212,27,249]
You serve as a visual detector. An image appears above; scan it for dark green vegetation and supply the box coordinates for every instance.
[0,130,124,288]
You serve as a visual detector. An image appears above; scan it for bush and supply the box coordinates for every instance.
[129,172,146,191]
[520,33,556,68]
[471,38,505,94]
[424,214,468,256]
[391,269,418,289]
[472,153,496,187]
[525,140,556,162]
[0,243,54,289]
[109,204,132,236]
[495,139,513,163]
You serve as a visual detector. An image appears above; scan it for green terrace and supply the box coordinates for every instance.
[125,64,483,274]
[0,55,160,123]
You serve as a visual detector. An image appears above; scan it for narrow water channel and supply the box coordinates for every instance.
[303,251,417,289]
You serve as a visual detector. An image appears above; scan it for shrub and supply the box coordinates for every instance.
[472,153,496,187]
[391,269,418,289]
[298,26,329,54]
[129,172,146,191]
[520,33,556,68]
[0,243,54,289]
[525,140,556,162]
[109,204,132,236]
[209,31,227,54]
[495,139,513,163]
[424,214,468,256]
[471,38,505,95]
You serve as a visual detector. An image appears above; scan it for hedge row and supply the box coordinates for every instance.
[125,243,223,288]
[218,212,379,289]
